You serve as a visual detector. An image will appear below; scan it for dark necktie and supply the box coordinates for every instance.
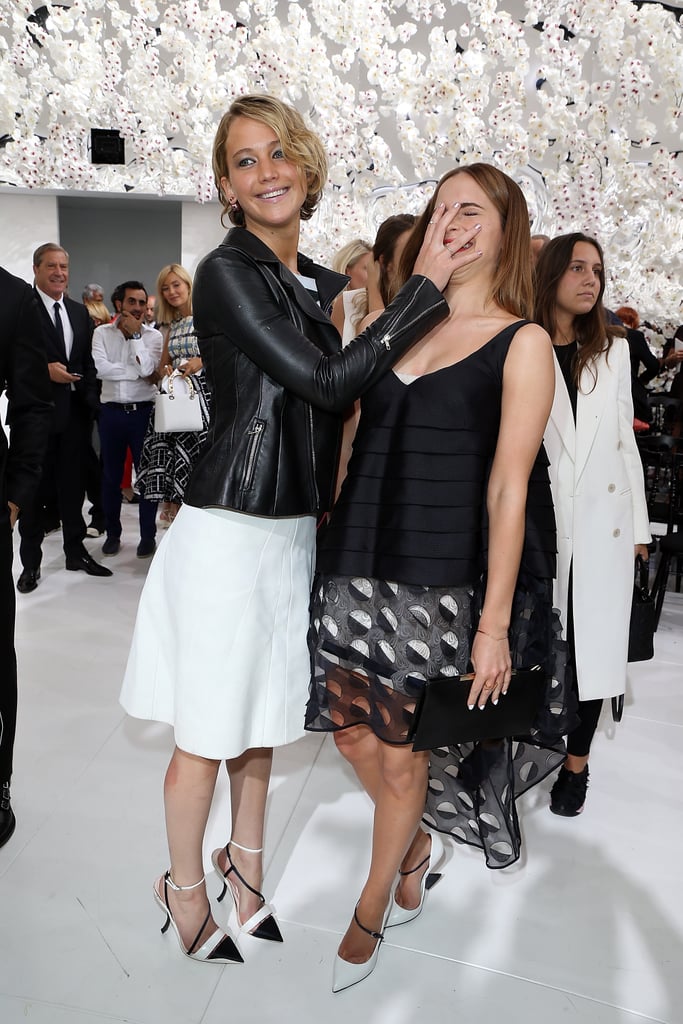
[54,302,65,349]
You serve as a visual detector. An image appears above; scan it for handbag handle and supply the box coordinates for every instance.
[165,371,196,401]
[634,553,650,594]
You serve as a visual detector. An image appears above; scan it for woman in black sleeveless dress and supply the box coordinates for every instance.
[306,164,573,992]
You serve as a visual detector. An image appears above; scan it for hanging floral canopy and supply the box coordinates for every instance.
[0,0,681,319]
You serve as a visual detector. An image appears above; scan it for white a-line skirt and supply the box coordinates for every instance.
[120,503,316,759]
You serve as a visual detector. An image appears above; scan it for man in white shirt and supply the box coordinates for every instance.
[92,281,163,558]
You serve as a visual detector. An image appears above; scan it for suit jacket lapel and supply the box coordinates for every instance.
[34,289,67,361]
[548,352,576,461]
[575,355,611,483]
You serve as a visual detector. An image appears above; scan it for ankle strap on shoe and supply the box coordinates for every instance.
[229,839,263,854]
[399,852,430,877]
[353,907,384,942]
[224,845,265,901]
[165,871,205,892]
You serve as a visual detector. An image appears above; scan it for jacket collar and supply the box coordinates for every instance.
[221,227,348,316]
[549,347,611,483]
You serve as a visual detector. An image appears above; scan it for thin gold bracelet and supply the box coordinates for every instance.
[476,627,508,642]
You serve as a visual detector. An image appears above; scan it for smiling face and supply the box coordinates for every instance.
[555,241,602,320]
[160,273,190,312]
[34,248,69,300]
[219,116,308,240]
[120,288,148,322]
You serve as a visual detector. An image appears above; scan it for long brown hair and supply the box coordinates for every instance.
[373,213,417,306]
[533,232,623,390]
[396,164,534,318]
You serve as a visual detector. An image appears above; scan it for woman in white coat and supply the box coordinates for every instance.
[534,233,650,816]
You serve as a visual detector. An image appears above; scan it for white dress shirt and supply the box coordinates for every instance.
[36,287,74,358]
[92,320,163,403]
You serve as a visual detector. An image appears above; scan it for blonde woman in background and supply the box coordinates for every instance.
[136,264,210,526]
[329,239,372,343]
[84,299,111,327]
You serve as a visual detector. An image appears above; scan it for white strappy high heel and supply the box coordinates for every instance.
[211,840,283,942]
[153,871,243,964]
[332,902,391,993]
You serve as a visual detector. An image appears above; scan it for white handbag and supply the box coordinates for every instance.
[154,371,203,433]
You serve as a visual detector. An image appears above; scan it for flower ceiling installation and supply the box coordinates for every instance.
[0,0,681,319]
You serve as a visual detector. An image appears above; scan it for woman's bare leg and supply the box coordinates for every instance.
[162,745,220,949]
[334,726,383,802]
[335,726,433,917]
[212,746,273,924]
[338,743,430,964]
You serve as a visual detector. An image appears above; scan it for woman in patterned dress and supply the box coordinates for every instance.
[136,264,210,524]
[306,164,568,992]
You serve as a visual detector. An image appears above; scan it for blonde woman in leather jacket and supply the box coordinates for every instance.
[120,94,484,967]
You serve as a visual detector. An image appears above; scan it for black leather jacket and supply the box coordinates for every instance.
[186,228,448,517]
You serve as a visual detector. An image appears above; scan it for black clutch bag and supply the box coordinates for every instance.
[627,555,655,663]
[408,666,547,751]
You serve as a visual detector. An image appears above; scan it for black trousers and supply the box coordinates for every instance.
[0,517,17,782]
[566,567,603,758]
[18,406,90,568]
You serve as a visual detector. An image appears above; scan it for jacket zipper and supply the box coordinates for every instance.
[376,279,443,348]
[307,405,320,507]
[243,419,265,490]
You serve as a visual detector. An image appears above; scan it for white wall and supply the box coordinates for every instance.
[181,201,225,276]
[0,191,224,292]
[0,194,60,282]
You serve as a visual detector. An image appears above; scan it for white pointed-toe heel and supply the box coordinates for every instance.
[386,830,445,928]
[211,841,283,942]
[332,903,390,993]
[153,871,243,964]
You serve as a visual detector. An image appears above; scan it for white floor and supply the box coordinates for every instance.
[2,504,682,1024]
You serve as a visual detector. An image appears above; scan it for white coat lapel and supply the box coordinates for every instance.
[548,352,576,460]
[575,353,612,483]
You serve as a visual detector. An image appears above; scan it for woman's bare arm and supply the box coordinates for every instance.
[467,323,555,709]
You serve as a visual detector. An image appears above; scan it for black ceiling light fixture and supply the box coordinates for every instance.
[90,129,125,165]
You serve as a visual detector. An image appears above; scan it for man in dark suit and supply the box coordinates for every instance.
[16,243,112,592]
[0,266,52,846]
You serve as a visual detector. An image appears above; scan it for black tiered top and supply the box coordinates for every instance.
[318,321,556,587]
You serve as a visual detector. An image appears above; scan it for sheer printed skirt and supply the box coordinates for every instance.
[305,571,575,869]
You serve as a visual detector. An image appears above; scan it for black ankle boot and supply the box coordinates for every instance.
[0,782,16,848]
[550,765,589,817]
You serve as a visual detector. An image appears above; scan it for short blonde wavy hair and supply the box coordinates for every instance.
[212,94,327,228]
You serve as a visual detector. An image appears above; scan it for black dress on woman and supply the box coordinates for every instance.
[306,322,574,868]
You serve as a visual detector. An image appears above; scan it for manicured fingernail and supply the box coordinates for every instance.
[476,250,483,256]
[453,202,460,208]
[479,704,486,710]
[493,699,499,706]
[474,223,482,230]
[502,689,509,696]
[467,704,475,711]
